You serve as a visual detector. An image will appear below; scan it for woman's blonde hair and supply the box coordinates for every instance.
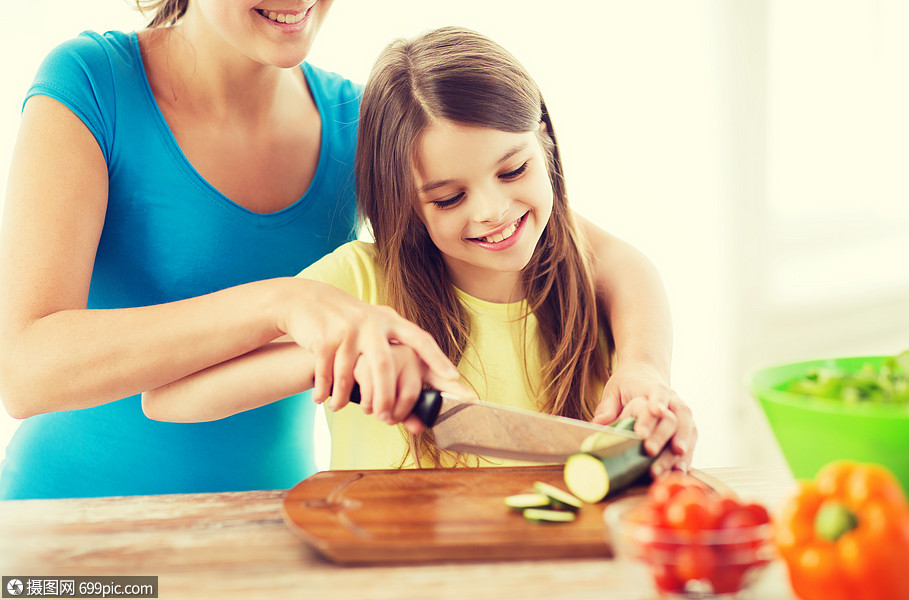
[134,0,187,28]
[356,27,613,467]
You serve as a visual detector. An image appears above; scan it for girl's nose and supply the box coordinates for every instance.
[473,187,510,223]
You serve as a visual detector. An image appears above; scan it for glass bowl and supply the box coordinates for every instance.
[604,495,775,598]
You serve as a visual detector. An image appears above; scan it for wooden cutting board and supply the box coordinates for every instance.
[281,465,647,564]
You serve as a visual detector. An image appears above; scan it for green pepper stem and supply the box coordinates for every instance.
[814,500,859,542]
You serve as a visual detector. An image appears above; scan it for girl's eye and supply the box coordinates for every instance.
[432,192,464,209]
[500,162,528,180]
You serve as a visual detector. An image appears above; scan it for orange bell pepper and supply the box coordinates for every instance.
[775,460,909,600]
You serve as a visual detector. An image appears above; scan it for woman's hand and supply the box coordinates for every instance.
[592,361,697,476]
[332,343,472,436]
[278,279,462,420]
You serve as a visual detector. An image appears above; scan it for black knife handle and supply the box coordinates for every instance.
[348,383,444,427]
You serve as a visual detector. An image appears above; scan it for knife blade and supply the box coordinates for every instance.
[348,385,643,464]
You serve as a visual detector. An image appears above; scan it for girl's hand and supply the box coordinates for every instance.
[335,344,471,436]
[592,362,697,476]
[280,279,462,425]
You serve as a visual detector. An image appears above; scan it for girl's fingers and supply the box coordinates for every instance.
[651,451,684,477]
[365,343,396,423]
[624,397,659,438]
[391,358,423,423]
[592,393,622,425]
[669,403,697,464]
[402,414,426,435]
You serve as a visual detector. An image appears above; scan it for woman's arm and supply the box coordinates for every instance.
[0,96,457,420]
[575,213,697,473]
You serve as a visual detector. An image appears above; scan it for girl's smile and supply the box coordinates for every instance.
[469,213,527,249]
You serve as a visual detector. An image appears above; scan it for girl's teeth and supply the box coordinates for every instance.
[481,219,520,243]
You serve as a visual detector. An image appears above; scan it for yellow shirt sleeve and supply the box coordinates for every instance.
[296,240,384,304]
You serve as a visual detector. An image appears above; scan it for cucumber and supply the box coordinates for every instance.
[578,418,636,453]
[610,417,637,432]
[563,441,654,503]
[522,507,577,523]
[503,493,552,511]
[532,481,583,512]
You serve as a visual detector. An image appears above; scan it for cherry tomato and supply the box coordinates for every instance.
[708,563,748,594]
[664,488,716,533]
[650,562,684,594]
[674,545,717,581]
[648,473,697,508]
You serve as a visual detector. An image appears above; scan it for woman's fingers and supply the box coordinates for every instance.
[328,335,359,412]
[384,312,459,381]
[291,292,458,418]
[311,338,334,405]
[423,368,473,399]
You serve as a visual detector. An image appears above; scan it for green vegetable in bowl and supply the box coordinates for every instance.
[785,350,909,404]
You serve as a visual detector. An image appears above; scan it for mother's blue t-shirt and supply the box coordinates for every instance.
[0,31,360,499]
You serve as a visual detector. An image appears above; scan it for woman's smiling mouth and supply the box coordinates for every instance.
[257,8,308,24]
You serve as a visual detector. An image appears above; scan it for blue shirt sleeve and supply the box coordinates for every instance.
[25,31,120,163]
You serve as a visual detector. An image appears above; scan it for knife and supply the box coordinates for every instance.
[348,385,646,465]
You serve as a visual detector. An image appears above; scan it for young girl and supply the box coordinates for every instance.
[142,27,696,475]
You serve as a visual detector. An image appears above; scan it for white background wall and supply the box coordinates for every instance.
[1,1,907,473]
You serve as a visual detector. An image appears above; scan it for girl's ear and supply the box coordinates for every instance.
[539,120,547,132]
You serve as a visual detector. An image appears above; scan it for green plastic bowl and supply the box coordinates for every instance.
[750,356,909,494]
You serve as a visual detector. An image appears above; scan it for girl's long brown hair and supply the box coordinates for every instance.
[133,0,187,28]
[357,27,613,466]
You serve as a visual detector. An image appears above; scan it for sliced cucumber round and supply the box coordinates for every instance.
[504,493,552,511]
[564,453,612,503]
[523,507,577,523]
[532,481,583,512]
[564,442,653,503]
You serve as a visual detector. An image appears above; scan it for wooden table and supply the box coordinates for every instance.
[0,466,799,600]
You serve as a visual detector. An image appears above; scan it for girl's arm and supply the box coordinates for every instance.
[574,213,673,380]
[142,342,316,423]
[142,339,467,434]
[575,213,697,473]
[0,96,457,421]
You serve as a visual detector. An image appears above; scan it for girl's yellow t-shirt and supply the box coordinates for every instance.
[298,240,603,470]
